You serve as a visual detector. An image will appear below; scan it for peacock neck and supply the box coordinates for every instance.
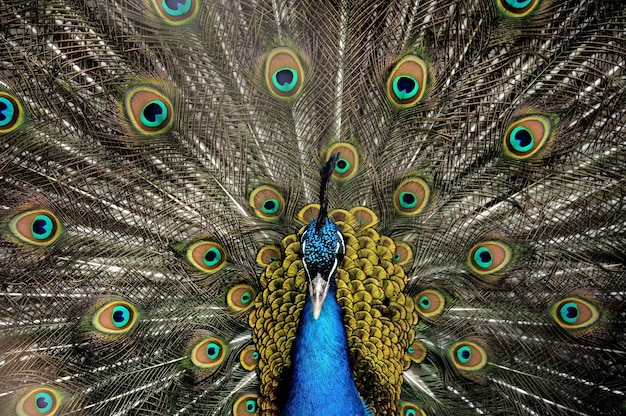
[282,284,370,416]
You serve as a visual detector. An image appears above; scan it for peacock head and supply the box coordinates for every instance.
[301,217,345,319]
[300,154,345,319]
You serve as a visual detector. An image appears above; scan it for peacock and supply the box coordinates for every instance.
[0,0,625,414]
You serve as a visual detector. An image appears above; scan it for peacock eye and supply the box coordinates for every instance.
[386,55,428,108]
[393,178,430,215]
[273,68,298,92]
[262,199,279,214]
[298,204,321,224]
[551,297,599,330]
[392,242,413,265]
[497,0,539,17]
[399,402,426,416]
[191,337,227,369]
[8,209,63,246]
[450,341,487,371]
[92,301,138,334]
[503,115,551,159]
[16,387,62,416]
[239,345,259,371]
[349,206,378,229]
[124,86,173,135]
[141,101,168,128]
[467,241,511,275]
[249,185,285,221]
[152,0,198,23]
[406,341,427,364]
[227,284,256,312]
[326,143,359,181]
[187,241,227,273]
[0,91,25,133]
[233,394,259,415]
[256,245,282,267]
[264,47,304,99]
[415,289,445,318]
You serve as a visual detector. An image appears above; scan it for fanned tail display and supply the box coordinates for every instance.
[1,1,625,415]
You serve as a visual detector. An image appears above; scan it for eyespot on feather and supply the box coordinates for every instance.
[467,241,511,275]
[8,209,62,246]
[16,387,62,416]
[349,206,378,230]
[386,55,428,108]
[191,337,227,369]
[450,341,487,371]
[152,0,198,24]
[124,85,173,135]
[326,143,359,181]
[250,186,285,220]
[503,115,551,159]
[239,345,259,371]
[406,341,427,364]
[233,394,258,415]
[393,178,430,215]
[264,47,304,99]
[399,402,426,416]
[187,241,227,273]
[227,284,256,312]
[392,242,413,265]
[497,0,540,17]
[551,297,599,331]
[256,245,281,267]
[415,289,445,318]
[92,301,138,335]
[0,91,25,133]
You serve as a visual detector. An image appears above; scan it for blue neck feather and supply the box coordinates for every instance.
[282,284,371,416]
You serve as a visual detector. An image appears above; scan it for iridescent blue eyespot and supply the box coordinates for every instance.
[551,297,599,331]
[227,284,256,312]
[163,0,193,16]
[239,345,258,371]
[250,186,285,221]
[187,241,227,273]
[16,387,62,416]
[393,75,419,100]
[265,48,304,99]
[450,341,487,371]
[112,305,132,328]
[468,241,511,275]
[124,85,173,135]
[272,68,298,93]
[140,100,168,128]
[0,92,24,132]
[498,0,539,17]
[234,394,259,415]
[503,115,551,158]
[456,345,472,363]
[152,0,198,23]
[92,301,138,335]
[387,56,428,108]
[473,246,494,268]
[31,215,54,240]
[191,337,226,369]
[8,209,62,246]
[0,96,16,127]
[34,391,54,412]
[394,178,430,215]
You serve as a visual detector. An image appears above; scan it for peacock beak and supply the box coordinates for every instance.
[309,273,331,320]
